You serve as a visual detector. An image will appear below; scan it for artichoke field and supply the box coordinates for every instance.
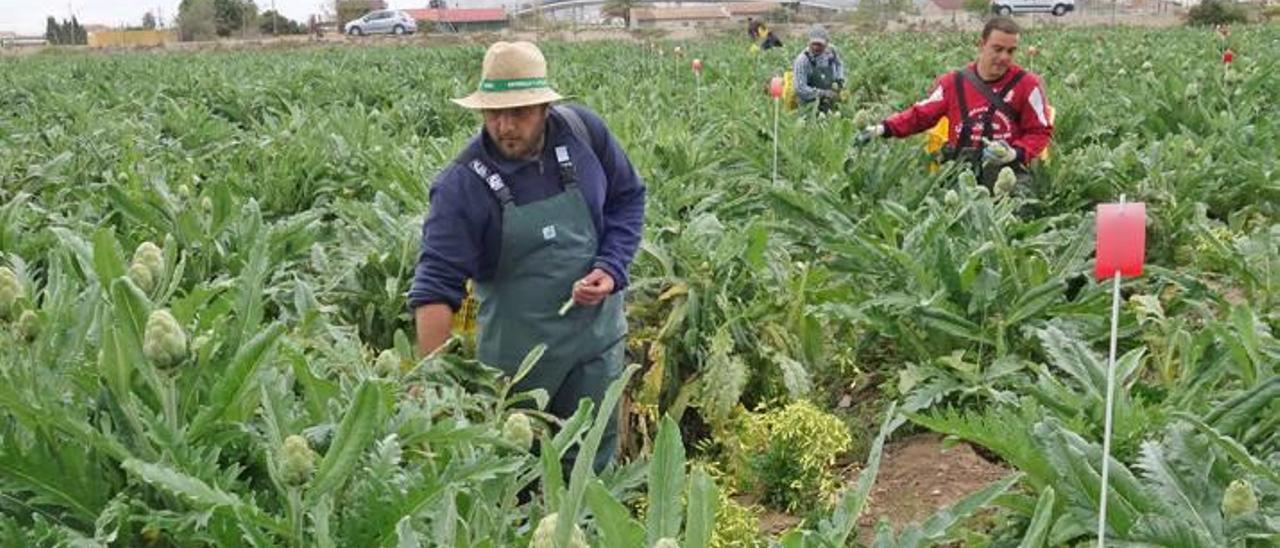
[0,25,1277,546]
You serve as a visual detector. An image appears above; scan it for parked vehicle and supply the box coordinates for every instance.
[991,0,1076,16]
[344,10,418,36]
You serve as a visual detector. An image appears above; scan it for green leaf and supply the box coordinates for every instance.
[91,228,127,288]
[1174,412,1280,485]
[585,480,645,547]
[1018,487,1056,548]
[1005,279,1065,326]
[685,467,718,548]
[812,401,899,546]
[896,473,1021,547]
[396,516,421,548]
[647,415,686,544]
[308,380,382,502]
[554,363,639,546]
[189,322,286,440]
[122,458,241,508]
[540,432,566,511]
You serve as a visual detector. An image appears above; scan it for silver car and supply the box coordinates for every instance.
[344,10,418,36]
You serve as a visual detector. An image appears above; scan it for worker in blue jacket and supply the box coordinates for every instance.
[408,41,646,473]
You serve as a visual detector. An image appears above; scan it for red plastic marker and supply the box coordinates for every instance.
[1223,48,1234,64]
[1095,202,1146,279]
[1094,198,1146,548]
[769,76,783,99]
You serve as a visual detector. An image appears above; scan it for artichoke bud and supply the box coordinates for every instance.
[502,412,534,451]
[129,262,155,293]
[1222,479,1258,519]
[0,266,22,319]
[994,167,1018,196]
[374,349,401,377]
[530,513,588,548]
[943,189,959,207]
[143,309,188,368]
[16,309,38,342]
[280,434,317,487]
[132,241,165,282]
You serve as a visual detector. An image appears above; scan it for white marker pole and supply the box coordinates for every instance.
[1097,194,1126,548]
[772,95,780,184]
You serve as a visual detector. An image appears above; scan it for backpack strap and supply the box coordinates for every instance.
[954,68,1027,147]
[552,104,605,161]
[954,71,973,149]
[961,68,1026,141]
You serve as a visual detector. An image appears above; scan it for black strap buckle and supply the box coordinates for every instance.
[555,145,578,189]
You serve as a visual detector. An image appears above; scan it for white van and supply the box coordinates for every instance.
[991,0,1076,16]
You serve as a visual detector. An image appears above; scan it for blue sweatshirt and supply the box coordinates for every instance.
[407,105,646,311]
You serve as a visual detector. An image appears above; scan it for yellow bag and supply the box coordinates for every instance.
[925,117,949,173]
[1039,105,1056,162]
[451,280,478,335]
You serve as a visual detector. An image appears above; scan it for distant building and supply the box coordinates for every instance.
[1,31,48,47]
[629,6,733,28]
[403,8,509,32]
[87,29,176,48]
[725,1,785,20]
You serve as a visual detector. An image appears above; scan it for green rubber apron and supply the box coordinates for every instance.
[805,53,839,113]
[466,141,626,472]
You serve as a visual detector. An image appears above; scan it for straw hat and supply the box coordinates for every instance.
[452,41,564,110]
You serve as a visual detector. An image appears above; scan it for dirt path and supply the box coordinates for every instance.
[751,433,1009,541]
[853,433,1009,542]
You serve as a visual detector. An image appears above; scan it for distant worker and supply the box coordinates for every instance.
[747,17,763,41]
[855,17,1053,194]
[792,25,845,114]
[761,30,783,51]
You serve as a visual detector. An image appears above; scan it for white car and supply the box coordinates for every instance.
[344,10,418,36]
[991,0,1076,16]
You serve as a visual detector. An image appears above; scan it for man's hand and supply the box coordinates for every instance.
[572,268,614,307]
[982,139,1018,166]
[415,303,454,357]
[854,123,885,146]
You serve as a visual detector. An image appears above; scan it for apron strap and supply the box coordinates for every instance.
[555,145,579,190]
[465,157,514,207]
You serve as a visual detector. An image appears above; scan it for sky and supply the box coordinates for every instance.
[0,0,506,35]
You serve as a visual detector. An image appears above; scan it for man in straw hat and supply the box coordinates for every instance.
[792,24,845,114]
[409,41,646,473]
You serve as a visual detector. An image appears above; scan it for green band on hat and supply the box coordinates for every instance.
[480,77,549,92]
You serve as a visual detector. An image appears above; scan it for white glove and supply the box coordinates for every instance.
[854,124,885,145]
[982,139,1018,166]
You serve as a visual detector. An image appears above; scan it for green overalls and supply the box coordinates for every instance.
[804,52,840,114]
[465,141,626,474]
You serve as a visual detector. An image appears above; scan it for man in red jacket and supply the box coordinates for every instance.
[855,17,1053,193]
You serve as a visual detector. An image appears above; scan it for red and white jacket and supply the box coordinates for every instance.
[883,62,1053,165]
